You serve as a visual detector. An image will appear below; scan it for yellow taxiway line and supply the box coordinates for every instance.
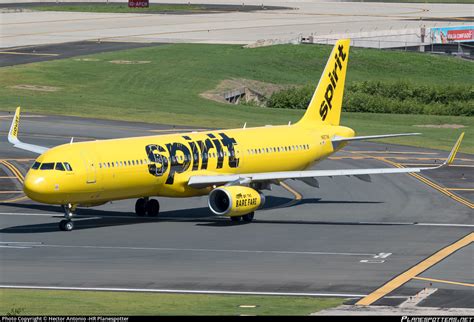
[356,232,474,306]
[397,163,474,168]
[280,181,303,204]
[374,157,474,209]
[413,276,474,288]
[0,160,28,203]
[0,158,34,162]
[349,151,439,155]
[410,172,473,209]
[0,160,25,183]
[344,150,474,209]
[262,181,303,210]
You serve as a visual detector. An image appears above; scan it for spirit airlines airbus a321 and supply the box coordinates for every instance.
[8,39,464,231]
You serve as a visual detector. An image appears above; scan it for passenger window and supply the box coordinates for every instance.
[55,163,65,171]
[40,163,55,170]
[31,162,41,170]
[64,162,73,171]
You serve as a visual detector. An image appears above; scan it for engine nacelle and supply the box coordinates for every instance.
[208,186,265,217]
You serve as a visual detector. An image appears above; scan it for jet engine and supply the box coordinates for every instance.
[208,186,265,217]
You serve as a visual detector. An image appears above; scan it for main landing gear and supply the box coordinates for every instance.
[59,203,76,231]
[135,197,160,217]
[230,212,255,223]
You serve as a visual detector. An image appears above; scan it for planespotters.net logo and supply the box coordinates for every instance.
[401,317,474,322]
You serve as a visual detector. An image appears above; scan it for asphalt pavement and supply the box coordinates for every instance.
[0,112,472,309]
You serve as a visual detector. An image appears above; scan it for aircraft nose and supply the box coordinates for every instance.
[23,172,50,202]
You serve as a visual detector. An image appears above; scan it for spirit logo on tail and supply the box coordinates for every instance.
[320,44,347,121]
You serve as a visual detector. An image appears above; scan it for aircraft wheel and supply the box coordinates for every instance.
[59,219,74,231]
[230,216,241,222]
[146,199,160,217]
[135,198,147,217]
[242,212,255,222]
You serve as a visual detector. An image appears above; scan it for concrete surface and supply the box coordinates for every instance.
[1,0,472,48]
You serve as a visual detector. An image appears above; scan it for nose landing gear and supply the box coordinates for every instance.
[59,203,76,231]
[135,197,160,217]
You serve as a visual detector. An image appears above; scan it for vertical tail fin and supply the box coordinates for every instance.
[297,39,350,127]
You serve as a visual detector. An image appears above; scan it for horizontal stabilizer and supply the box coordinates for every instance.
[331,133,421,149]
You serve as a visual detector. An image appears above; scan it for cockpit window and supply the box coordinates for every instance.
[55,162,65,171]
[31,162,41,170]
[40,163,55,170]
[64,162,73,171]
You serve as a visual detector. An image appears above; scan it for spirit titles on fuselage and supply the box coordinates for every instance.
[146,132,239,184]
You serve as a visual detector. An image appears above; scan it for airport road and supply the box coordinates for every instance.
[1,0,472,48]
[0,112,472,308]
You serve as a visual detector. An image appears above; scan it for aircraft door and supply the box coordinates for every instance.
[81,150,97,184]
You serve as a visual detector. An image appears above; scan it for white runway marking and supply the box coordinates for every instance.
[374,252,392,259]
[0,284,370,298]
[360,259,386,264]
[3,243,376,257]
[0,241,42,249]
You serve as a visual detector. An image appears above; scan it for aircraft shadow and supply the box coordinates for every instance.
[263,196,382,209]
[1,197,390,233]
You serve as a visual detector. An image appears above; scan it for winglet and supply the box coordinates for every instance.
[7,107,49,155]
[8,106,21,145]
[445,132,464,166]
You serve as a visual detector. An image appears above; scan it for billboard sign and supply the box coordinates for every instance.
[431,26,473,44]
[128,0,149,8]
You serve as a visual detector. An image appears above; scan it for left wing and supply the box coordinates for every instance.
[188,133,464,189]
[8,106,49,154]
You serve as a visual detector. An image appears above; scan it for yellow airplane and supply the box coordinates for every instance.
[7,39,464,231]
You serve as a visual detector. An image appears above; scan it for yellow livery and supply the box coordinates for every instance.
[7,39,464,231]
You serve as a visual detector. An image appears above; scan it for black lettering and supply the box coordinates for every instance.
[319,101,328,121]
[165,142,191,185]
[196,138,214,170]
[146,144,168,177]
[325,84,333,110]
[338,44,346,61]
[219,133,240,168]
[183,136,200,171]
[335,54,342,70]
[328,72,336,88]
[208,133,224,169]
[332,69,339,82]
